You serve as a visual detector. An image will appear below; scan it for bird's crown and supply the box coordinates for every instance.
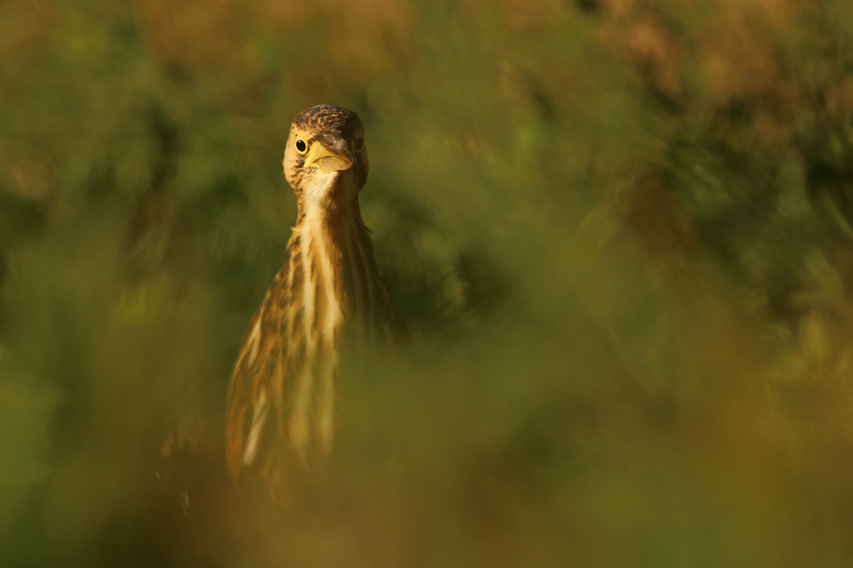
[292,105,362,135]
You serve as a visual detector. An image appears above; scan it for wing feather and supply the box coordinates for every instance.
[225,267,290,483]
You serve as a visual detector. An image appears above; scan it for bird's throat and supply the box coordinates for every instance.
[300,170,359,212]
[292,194,381,340]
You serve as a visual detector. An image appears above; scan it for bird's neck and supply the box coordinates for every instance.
[294,197,365,257]
[290,195,380,335]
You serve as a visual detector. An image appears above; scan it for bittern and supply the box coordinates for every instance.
[225,105,405,501]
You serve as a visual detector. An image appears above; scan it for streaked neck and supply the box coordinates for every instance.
[292,192,381,339]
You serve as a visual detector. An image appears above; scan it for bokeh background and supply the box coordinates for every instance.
[3,0,853,566]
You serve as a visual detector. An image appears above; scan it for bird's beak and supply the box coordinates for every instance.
[304,139,353,174]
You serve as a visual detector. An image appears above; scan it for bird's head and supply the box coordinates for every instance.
[283,105,369,208]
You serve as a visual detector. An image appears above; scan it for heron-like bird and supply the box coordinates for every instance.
[225,105,405,500]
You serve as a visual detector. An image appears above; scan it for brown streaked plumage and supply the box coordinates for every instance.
[225,105,406,502]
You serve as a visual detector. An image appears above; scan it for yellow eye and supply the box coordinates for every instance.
[294,137,308,155]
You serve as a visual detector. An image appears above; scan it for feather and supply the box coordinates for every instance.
[225,105,406,504]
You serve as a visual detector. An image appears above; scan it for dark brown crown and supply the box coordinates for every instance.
[292,105,362,134]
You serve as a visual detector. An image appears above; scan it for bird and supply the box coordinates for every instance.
[225,105,406,502]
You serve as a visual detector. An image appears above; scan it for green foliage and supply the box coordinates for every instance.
[3,1,853,566]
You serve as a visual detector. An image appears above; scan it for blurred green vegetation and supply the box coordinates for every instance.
[3,0,853,566]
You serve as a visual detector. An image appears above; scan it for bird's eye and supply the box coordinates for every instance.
[295,138,308,155]
[354,137,364,152]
